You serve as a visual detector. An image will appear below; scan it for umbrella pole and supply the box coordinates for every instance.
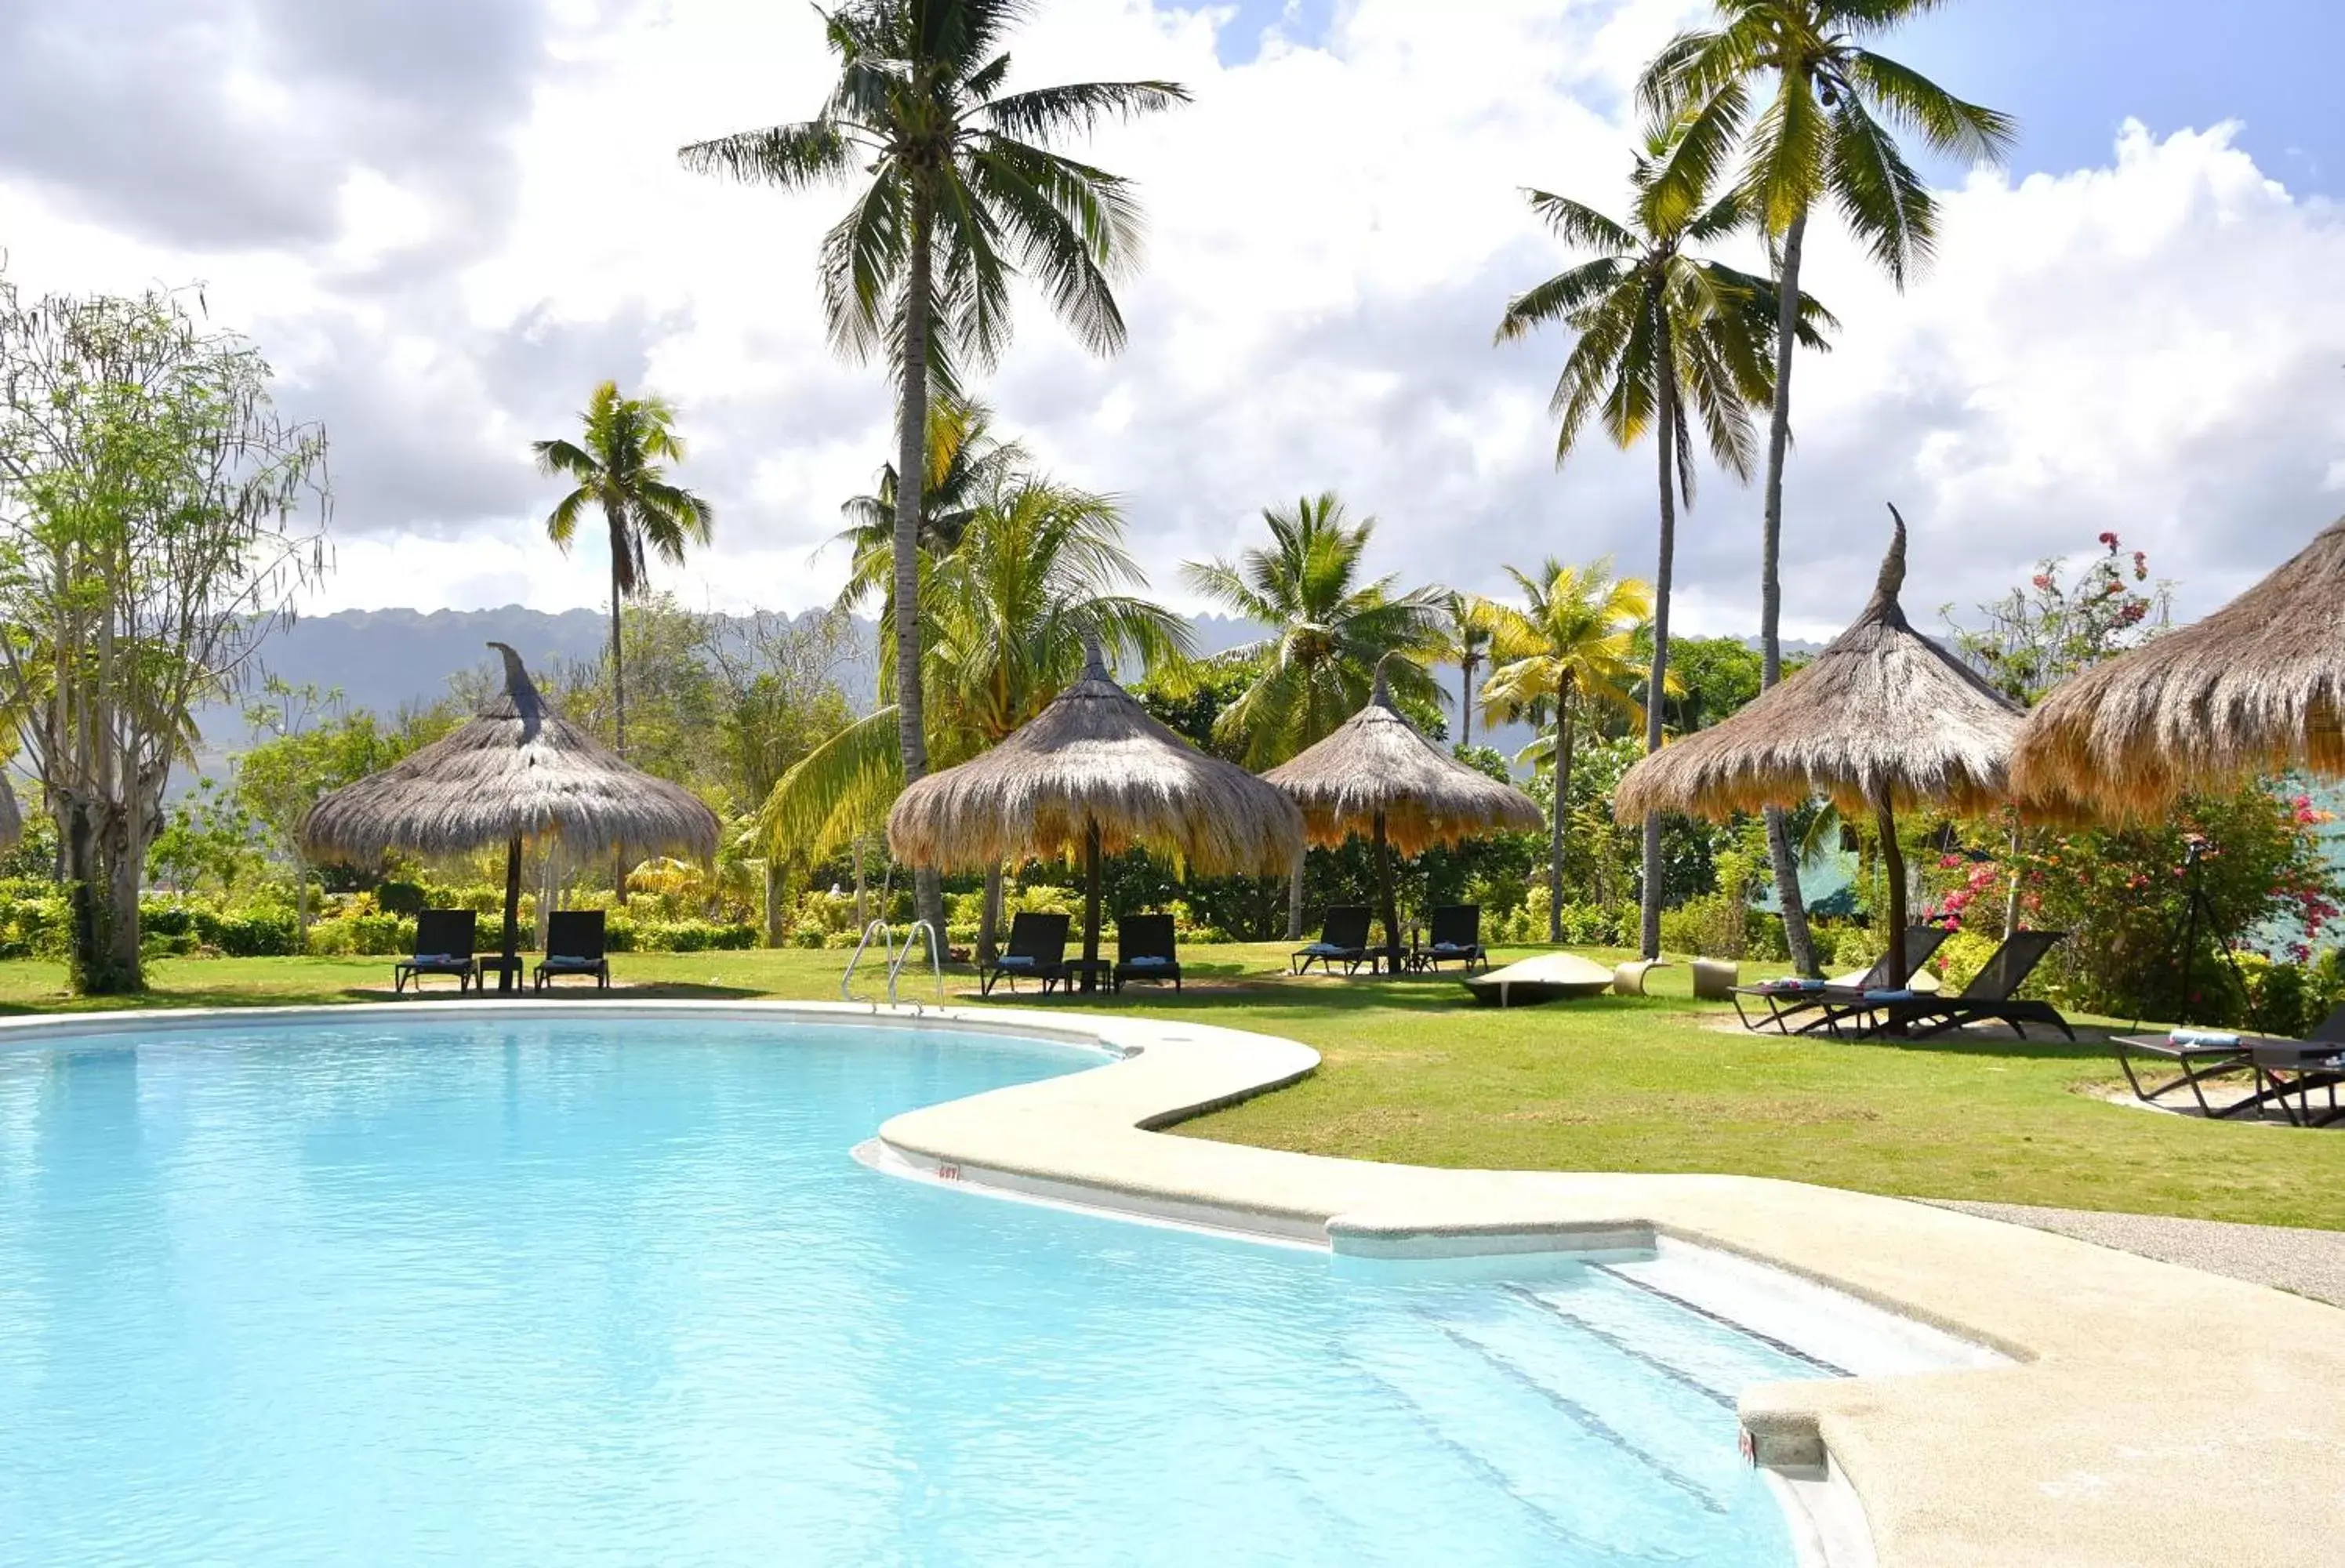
[501,833,522,996]
[1374,811,1400,975]
[1875,797,1908,993]
[1084,820,1102,995]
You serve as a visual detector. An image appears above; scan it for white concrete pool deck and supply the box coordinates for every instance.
[7,997,2341,1567]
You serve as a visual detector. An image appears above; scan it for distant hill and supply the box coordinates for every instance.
[190,604,1557,773]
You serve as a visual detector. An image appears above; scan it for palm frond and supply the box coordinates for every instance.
[981,79,1190,139]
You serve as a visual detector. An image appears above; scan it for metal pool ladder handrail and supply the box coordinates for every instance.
[888,920,944,1008]
[840,920,895,1002]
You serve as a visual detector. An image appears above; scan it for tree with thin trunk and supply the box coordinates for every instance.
[533,380,713,764]
[1181,494,1446,940]
[1495,114,1831,960]
[0,282,329,994]
[1437,592,1497,751]
[1639,0,2013,973]
[680,0,1186,936]
[1481,560,1651,945]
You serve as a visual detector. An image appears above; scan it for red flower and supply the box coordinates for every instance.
[2031,574,2054,591]
[2099,531,2120,547]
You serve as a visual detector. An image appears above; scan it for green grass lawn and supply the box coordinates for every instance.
[5,942,2339,1232]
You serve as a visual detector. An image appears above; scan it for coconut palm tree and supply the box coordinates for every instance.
[1437,592,1499,751]
[680,0,1187,934]
[1496,115,1834,960]
[1482,560,1653,943]
[832,394,1028,613]
[758,477,1189,963]
[1639,0,2013,973]
[533,380,713,761]
[1182,492,1446,936]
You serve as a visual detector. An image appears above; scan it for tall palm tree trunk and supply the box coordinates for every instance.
[609,566,626,757]
[1547,681,1575,943]
[1459,659,1475,750]
[1641,362,1679,962]
[1760,209,1819,975]
[1287,861,1305,942]
[896,189,943,939]
[609,561,629,893]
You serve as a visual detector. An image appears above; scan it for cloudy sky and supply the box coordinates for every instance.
[2,0,2340,641]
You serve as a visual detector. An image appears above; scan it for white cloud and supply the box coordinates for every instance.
[0,0,2336,643]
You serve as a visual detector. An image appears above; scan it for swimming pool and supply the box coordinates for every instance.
[0,1014,1835,1565]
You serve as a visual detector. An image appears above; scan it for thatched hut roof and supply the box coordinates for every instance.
[1262,659,1542,854]
[887,644,1302,875]
[1614,510,2025,823]
[2012,516,2345,821]
[299,643,718,863]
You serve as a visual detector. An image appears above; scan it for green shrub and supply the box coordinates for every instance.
[1661,894,1748,959]
[376,880,427,916]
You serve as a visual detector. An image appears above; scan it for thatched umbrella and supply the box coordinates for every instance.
[299,643,718,993]
[1263,655,1543,972]
[2013,515,2345,821]
[887,637,1303,990]
[1613,510,2024,980]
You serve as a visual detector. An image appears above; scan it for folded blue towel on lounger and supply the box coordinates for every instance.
[1125,956,1170,968]
[2169,1028,2240,1047]
[1862,989,1919,1004]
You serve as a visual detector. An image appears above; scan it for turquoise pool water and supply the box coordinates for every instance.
[0,1016,1822,1565]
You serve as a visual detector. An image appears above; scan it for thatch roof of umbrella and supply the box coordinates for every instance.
[1613,510,2026,826]
[1613,510,2026,984]
[2012,515,2345,822]
[890,638,1302,989]
[887,642,1303,877]
[1263,659,1543,855]
[300,643,717,865]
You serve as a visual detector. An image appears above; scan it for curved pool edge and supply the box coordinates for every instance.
[5,999,2340,1566]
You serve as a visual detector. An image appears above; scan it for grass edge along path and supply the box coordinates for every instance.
[0,943,2336,1232]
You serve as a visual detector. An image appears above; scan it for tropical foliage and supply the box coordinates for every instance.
[1480,559,1655,942]
[1498,110,1832,957]
[1639,0,2015,975]
[679,0,1188,933]
[535,380,714,761]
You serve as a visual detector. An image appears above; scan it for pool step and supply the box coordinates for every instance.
[1437,1290,1761,1509]
[1341,1314,1744,1562]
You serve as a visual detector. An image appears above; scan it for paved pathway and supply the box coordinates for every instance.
[1927,1199,2345,1308]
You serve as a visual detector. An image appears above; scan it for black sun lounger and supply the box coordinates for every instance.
[395,909,478,994]
[1113,913,1182,993]
[535,909,611,992]
[1421,905,1490,975]
[1830,929,2074,1040]
[1730,925,1949,1034]
[981,912,1070,997]
[2112,1004,2345,1122]
[1291,906,1374,975]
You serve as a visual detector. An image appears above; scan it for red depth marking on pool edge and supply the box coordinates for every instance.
[937,1164,963,1181]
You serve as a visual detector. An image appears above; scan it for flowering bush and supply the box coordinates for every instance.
[1927,787,2340,1025]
